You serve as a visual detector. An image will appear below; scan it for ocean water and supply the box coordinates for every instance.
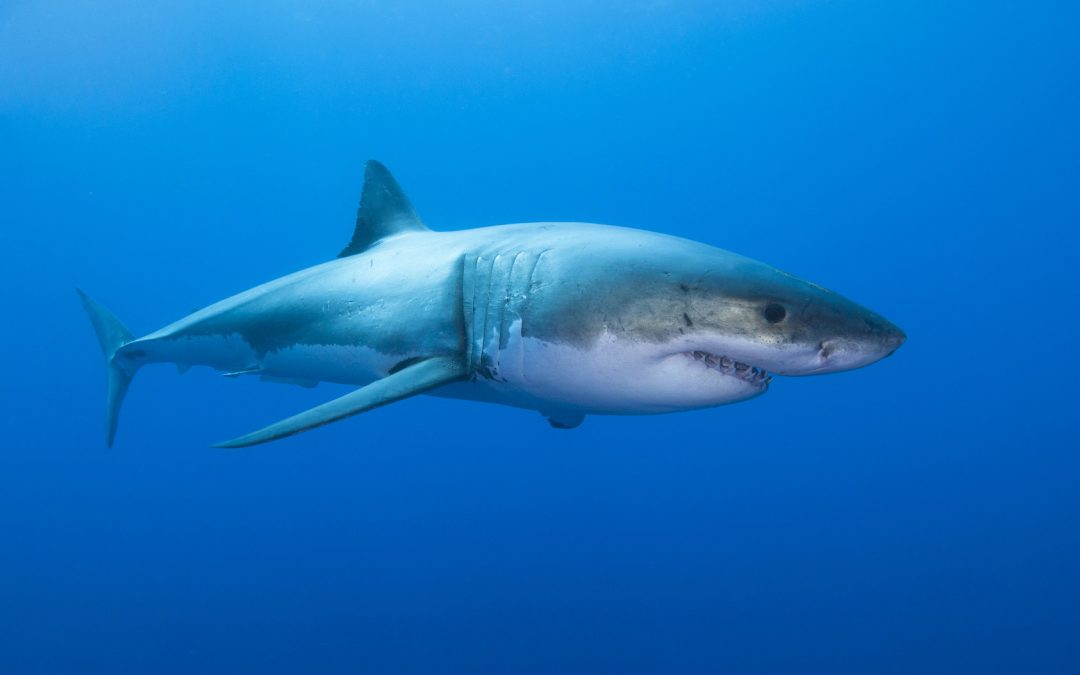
[2,1,1077,673]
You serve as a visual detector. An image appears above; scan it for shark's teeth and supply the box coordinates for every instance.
[685,351,770,388]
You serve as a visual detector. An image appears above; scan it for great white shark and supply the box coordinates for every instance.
[80,160,905,448]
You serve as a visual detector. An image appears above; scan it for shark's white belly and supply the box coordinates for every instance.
[438,315,762,416]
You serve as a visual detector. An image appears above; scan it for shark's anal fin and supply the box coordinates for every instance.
[213,356,466,448]
[259,374,318,388]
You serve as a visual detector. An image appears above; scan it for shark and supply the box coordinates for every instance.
[80,160,905,448]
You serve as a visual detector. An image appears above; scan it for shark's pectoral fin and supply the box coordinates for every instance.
[214,356,466,448]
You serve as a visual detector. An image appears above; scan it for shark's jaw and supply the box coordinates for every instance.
[683,350,772,390]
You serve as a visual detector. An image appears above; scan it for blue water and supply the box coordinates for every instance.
[2,2,1078,673]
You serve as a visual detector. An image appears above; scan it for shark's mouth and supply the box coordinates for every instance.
[687,350,772,388]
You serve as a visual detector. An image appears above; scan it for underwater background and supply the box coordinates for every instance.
[2,1,1078,673]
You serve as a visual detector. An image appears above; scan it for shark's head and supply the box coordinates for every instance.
[525,227,905,412]
[645,239,906,404]
[674,257,906,375]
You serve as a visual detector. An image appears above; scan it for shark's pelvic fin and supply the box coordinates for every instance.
[77,289,139,448]
[544,410,586,429]
[214,355,466,448]
[338,160,429,257]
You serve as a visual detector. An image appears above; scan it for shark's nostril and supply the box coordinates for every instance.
[819,341,835,359]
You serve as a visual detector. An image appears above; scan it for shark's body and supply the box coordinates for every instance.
[81,161,904,447]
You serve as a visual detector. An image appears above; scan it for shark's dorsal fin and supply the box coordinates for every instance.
[338,160,429,257]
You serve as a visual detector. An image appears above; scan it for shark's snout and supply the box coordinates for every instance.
[865,314,907,359]
[884,327,907,357]
[810,317,905,374]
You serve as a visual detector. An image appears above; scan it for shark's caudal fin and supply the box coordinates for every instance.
[77,289,139,448]
[214,355,466,448]
[338,160,430,257]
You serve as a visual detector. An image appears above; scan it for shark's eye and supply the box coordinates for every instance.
[763,303,786,323]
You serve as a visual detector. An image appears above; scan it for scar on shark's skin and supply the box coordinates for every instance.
[79,160,905,448]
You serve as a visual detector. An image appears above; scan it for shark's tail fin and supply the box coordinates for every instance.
[77,289,139,447]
